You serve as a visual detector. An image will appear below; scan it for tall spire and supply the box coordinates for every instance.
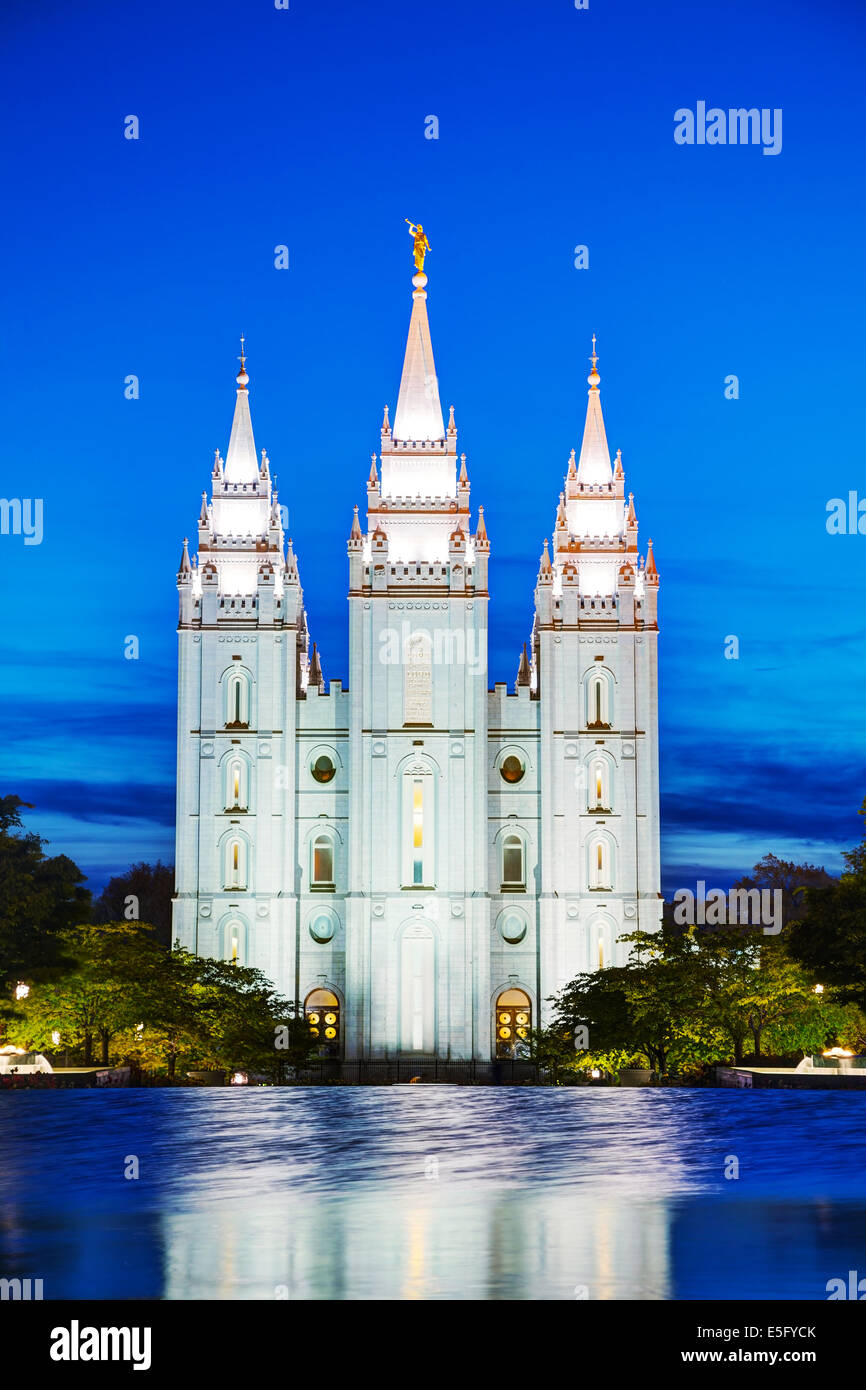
[391,245,445,443]
[576,334,612,486]
[224,336,259,484]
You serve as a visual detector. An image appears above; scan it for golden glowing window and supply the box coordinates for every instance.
[500,755,525,785]
[305,988,340,1052]
[495,988,532,1059]
[312,835,334,886]
[311,754,336,784]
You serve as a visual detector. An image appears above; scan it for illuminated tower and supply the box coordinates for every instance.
[345,261,491,1058]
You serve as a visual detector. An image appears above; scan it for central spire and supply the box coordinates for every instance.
[224,336,259,484]
[391,226,445,443]
[576,334,612,486]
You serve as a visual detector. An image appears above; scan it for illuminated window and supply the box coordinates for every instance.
[305,988,340,1054]
[501,834,525,890]
[588,836,612,891]
[225,757,248,811]
[312,835,334,888]
[311,754,336,784]
[412,779,424,885]
[597,928,605,969]
[495,988,532,1058]
[224,837,247,890]
[500,754,525,784]
[226,921,243,964]
[402,767,434,887]
[590,759,609,810]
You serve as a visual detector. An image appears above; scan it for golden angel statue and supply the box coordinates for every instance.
[405,220,431,274]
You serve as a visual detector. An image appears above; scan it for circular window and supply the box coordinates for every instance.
[499,911,527,944]
[309,912,337,944]
[311,754,336,783]
[500,755,525,784]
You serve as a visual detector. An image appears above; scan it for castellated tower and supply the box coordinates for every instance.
[172,342,318,995]
[526,338,663,1010]
[172,254,662,1063]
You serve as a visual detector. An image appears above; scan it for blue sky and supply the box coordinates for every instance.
[1,0,865,896]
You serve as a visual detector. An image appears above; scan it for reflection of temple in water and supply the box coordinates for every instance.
[161,1190,671,1300]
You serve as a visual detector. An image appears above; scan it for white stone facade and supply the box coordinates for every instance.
[172,277,662,1060]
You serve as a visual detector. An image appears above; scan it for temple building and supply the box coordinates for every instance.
[172,238,662,1060]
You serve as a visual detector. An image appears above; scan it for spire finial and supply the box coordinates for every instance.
[587,334,600,389]
[237,333,249,389]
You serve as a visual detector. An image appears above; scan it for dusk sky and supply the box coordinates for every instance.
[2,0,865,897]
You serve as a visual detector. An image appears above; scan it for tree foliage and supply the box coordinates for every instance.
[0,795,91,991]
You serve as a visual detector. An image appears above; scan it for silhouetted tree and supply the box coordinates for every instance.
[92,861,174,947]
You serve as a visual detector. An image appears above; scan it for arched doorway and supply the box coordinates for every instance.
[495,987,532,1058]
[305,988,340,1055]
[399,924,435,1054]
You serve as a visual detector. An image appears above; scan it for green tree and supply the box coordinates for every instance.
[0,796,90,992]
[786,799,866,1011]
[8,922,149,1063]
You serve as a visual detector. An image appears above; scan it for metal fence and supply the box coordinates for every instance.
[290,1057,543,1085]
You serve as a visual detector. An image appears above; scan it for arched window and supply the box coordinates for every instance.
[305,988,340,1054]
[225,756,249,811]
[501,833,525,890]
[597,926,605,969]
[586,671,612,729]
[588,758,610,812]
[495,988,532,1058]
[401,767,435,887]
[224,836,248,890]
[225,669,251,729]
[311,834,335,888]
[225,919,245,964]
[588,836,612,891]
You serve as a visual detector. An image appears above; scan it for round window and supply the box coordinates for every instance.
[500,912,527,944]
[309,913,336,944]
[500,755,525,784]
[311,754,336,783]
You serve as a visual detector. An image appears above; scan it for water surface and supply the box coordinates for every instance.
[1,1088,863,1299]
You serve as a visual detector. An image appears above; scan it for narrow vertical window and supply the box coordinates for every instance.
[230,925,239,963]
[594,681,602,725]
[232,765,241,805]
[225,839,246,890]
[598,930,605,969]
[412,779,424,885]
[312,835,334,887]
[501,834,525,889]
